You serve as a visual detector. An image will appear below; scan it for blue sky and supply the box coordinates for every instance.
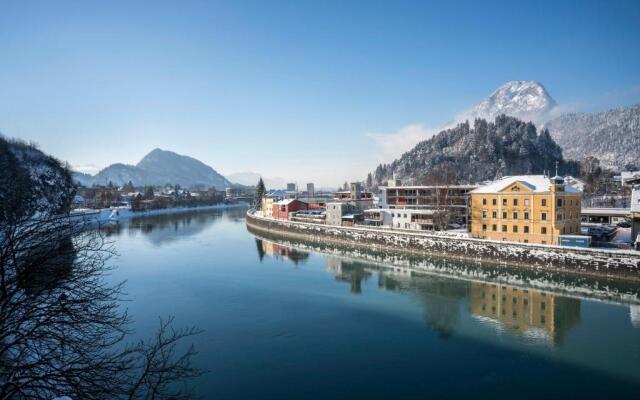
[1,0,639,186]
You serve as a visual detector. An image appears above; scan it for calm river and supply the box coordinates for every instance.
[103,207,640,399]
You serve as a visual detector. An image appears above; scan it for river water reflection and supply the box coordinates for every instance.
[104,207,640,399]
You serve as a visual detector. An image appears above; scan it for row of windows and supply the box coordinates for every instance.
[481,224,578,235]
[481,304,548,323]
[481,197,579,207]
[481,210,578,221]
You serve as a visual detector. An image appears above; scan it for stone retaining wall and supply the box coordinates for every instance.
[246,211,640,281]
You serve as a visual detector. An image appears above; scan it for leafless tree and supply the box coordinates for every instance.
[0,212,204,399]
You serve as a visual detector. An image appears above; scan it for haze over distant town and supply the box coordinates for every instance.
[1,1,640,186]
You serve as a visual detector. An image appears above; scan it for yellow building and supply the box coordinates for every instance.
[470,175,581,245]
[261,196,275,218]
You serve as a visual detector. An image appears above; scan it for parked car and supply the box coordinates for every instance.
[617,220,631,228]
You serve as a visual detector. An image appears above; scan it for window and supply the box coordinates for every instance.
[502,211,507,219]
[502,198,507,206]
[524,199,530,206]
[492,199,497,206]
[513,199,518,206]
[524,226,529,234]
[513,212,518,219]
[482,224,487,231]
[541,227,547,234]
[482,210,487,218]
[541,212,547,221]
[502,225,507,232]
[557,198,563,207]
[391,213,395,217]
[482,198,487,205]
[512,225,518,233]
[492,224,497,231]
[524,211,529,220]
[557,213,562,221]
[542,199,547,207]
[492,211,497,218]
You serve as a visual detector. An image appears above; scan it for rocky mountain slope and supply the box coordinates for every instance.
[544,104,640,170]
[459,80,556,125]
[375,81,639,184]
[371,115,576,186]
[74,148,231,189]
[1,137,75,221]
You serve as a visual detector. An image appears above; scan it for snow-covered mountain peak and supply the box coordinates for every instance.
[462,80,557,123]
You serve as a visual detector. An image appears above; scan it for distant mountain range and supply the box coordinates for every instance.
[458,80,639,171]
[370,81,639,185]
[544,104,640,170]
[73,148,232,189]
[226,172,288,189]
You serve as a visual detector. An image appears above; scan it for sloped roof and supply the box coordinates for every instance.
[266,189,288,197]
[471,175,580,194]
[275,199,306,206]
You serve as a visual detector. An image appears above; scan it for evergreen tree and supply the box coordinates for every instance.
[123,180,135,193]
[144,186,155,200]
[254,178,266,210]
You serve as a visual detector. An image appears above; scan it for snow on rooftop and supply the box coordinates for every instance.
[274,199,306,205]
[471,175,580,194]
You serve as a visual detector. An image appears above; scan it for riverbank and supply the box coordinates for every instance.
[246,210,640,281]
[72,203,249,224]
[249,226,640,305]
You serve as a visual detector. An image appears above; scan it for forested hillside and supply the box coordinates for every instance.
[0,137,75,222]
[371,115,577,186]
[545,104,640,171]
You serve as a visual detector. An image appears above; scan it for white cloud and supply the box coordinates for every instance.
[72,164,102,175]
[367,123,441,163]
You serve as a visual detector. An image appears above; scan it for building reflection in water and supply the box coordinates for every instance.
[629,305,640,328]
[255,239,310,265]
[468,282,581,344]
[326,257,372,294]
[254,238,585,344]
[377,270,465,338]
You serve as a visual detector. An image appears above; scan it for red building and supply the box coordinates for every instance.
[272,199,308,220]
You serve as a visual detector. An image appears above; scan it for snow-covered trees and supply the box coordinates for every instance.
[545,104,640,171]
[370,115,577,186]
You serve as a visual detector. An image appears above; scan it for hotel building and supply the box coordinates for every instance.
[470,175,582,245]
